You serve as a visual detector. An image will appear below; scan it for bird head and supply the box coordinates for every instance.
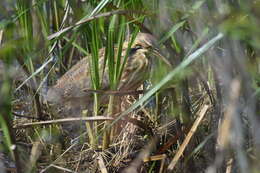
[132,33,172,67]
[133,33,158,49]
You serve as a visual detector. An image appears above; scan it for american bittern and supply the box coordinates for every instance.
[46,33,170,116]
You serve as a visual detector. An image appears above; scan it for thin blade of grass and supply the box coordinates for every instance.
[158,21,186,45]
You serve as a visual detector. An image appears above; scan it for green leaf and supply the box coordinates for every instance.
[158,21,186,45]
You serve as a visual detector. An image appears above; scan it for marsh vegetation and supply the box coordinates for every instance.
[0,0,260,172]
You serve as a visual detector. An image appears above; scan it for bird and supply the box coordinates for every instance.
[45,33,170,117]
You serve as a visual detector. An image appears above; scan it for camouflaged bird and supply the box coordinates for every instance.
[46,33,169,117]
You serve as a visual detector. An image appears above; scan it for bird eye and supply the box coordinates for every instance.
[135,44,143,49]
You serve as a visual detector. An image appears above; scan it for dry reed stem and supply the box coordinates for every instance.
[27,141,43,172]
[0,30,3,44]
[47,10,141,40]
[143,154,166,162]
[14,116,113,128]
[168,104,209,170]
[97,154,108,173]
[218,79,241,149]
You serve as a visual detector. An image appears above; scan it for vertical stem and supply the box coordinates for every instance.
[86,93,99,149]
[83,110,96,148]
[93,93,99,147]
[102,95,114,149]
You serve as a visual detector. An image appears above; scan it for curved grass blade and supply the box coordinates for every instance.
[158,21,186,45]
